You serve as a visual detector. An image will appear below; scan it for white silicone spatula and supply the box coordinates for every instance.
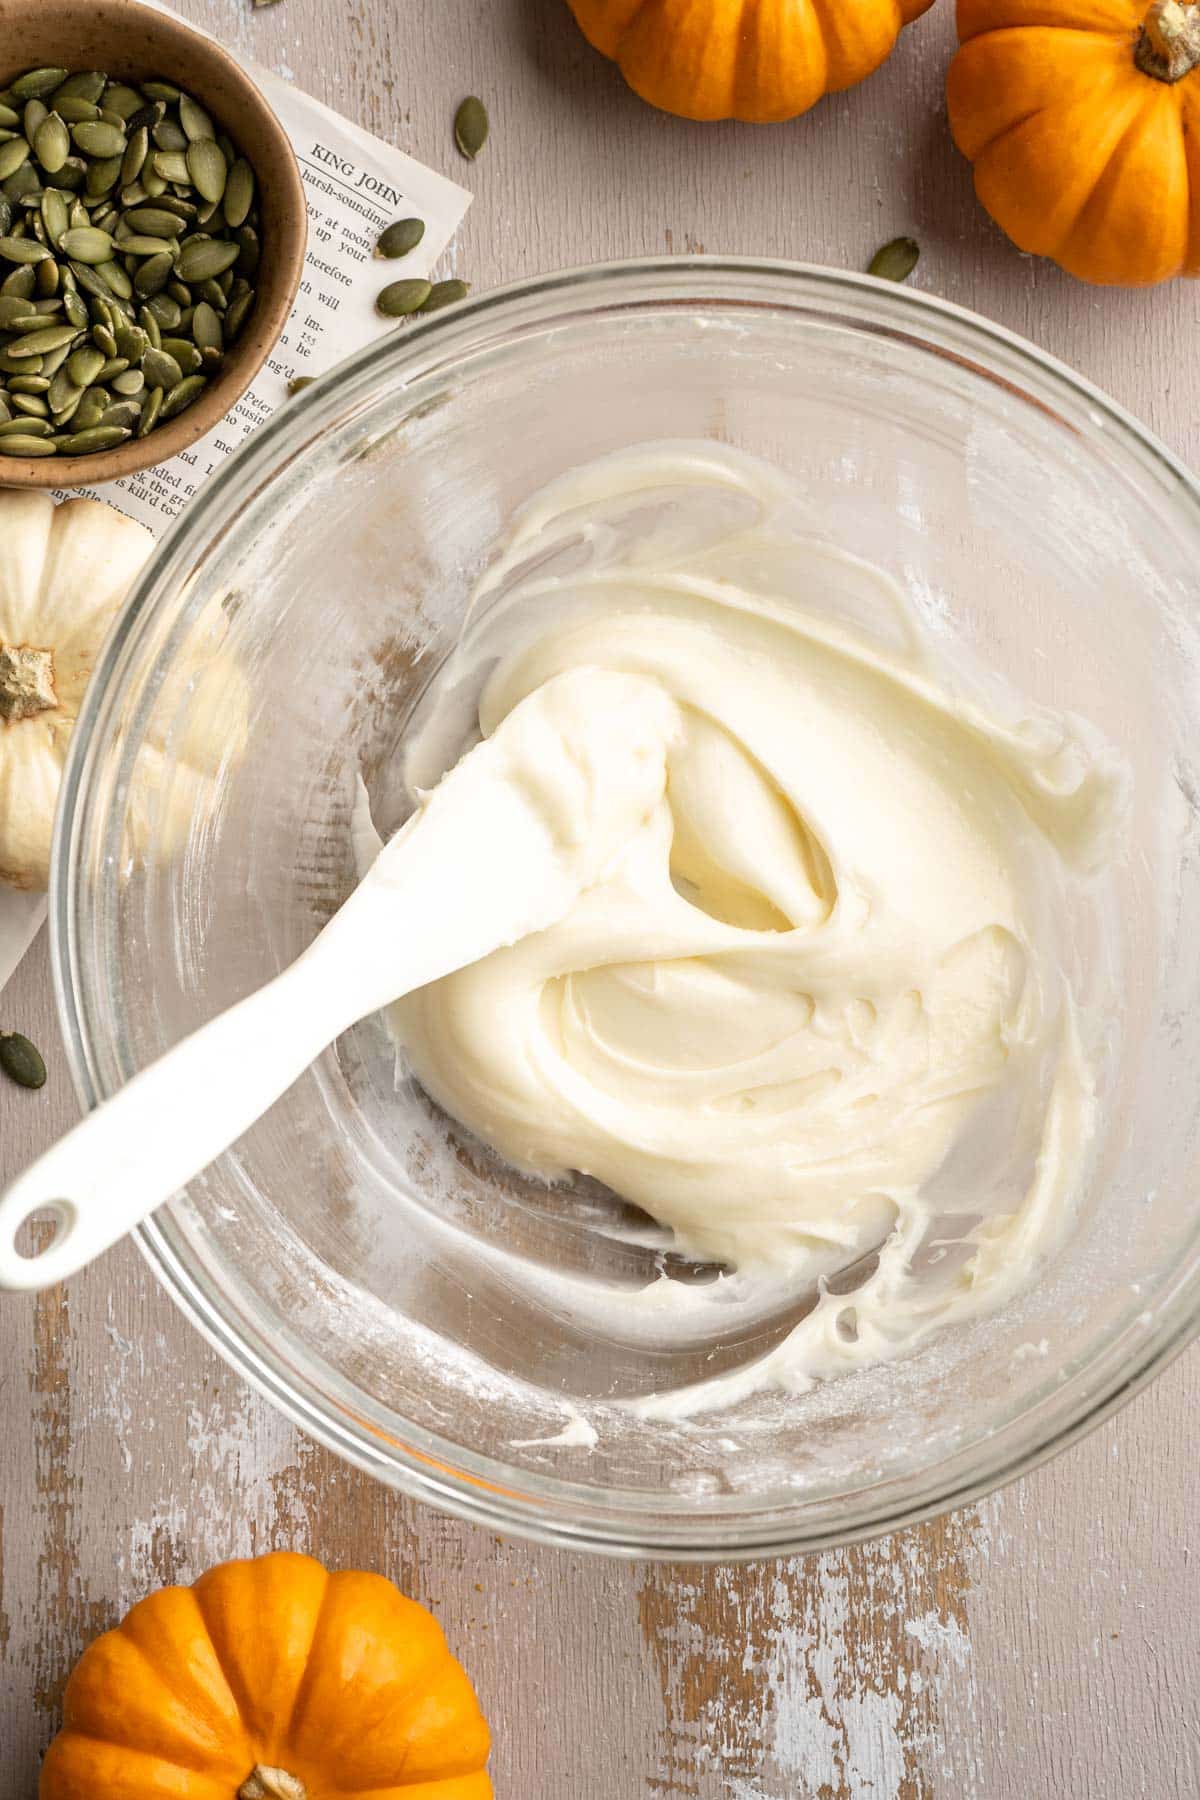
[0,670,678,1293]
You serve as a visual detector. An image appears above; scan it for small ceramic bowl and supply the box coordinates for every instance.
[0,0,306,488]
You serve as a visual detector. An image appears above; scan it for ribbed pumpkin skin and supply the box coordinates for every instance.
[947,0,1200,284]
[567,0,937,122]
[39,1553,492,1800]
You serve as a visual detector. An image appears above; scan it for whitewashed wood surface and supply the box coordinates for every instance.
[3,0,1199,1794]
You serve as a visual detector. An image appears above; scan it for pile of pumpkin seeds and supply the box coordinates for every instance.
[0,66,260,458]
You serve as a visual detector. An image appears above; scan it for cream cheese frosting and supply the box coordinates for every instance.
[366,443,1122,1420]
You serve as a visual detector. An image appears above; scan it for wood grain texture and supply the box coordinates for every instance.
[2,0,1200,1794]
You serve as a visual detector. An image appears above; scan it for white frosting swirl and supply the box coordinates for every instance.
[372,444,1121,1419]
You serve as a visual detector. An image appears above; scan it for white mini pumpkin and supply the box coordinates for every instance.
[0,492,154,891]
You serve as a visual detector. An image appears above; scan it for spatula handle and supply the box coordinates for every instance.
[0,954,340,1293]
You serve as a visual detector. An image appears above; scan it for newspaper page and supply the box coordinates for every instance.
[0,72,472,994]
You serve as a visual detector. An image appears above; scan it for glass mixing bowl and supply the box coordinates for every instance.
[51,260,1200,1559]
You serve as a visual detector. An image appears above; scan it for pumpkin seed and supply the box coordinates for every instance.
[53,72,107,105]
[288,375,315,394]
[158,372,206,418]
[152,117,187,152]
[0,139,32,183]
[0,414,51,434]
[54,98,102,124]
[418,278,470,312]
[40,186,69,244]
[141,80,181,102]
[47,368,83,418]
[151,148,190,183]
[34,112,71,174]
[0,105,18,130]
[186,138,226,205]
[123,205,185,237]
[59,423,130,452]
[59,224,113,262]
[0,234,51,264]
[139,304,161,347]
[12,393,49,415]
[377,278,433,318]
[94,355,128,381]
[7,374,50,393]
[112,367,144,395]
[0,433,54,455]
[73,387,108,430]
[454,96,489,160]
[190,299,222,352]
[175,236,238,281]
[115,324,148,361]
[84,154,123,196]
[11,69,68,101]
[136,383,162,436]
[63,288,88,328]
[868,236,920,283]
[144,292,181,328]
[376,217,425,259]
[0,1031,48,1088]
[66,343,104,386]
[178,95,214,141]
[1,266,36,298]
[121,124,149,186]
[5,323,78,357]
[34,254,60,296]
[71,119,125,159]
[97,259,133,299]
[161,336,202,374]
[223,159,254,228]
[0,295,39,327]
[90,320,117,356]
[134,251,174,297]
[224,287,254,339]
[101,82,144,118]
[99,398,142,430]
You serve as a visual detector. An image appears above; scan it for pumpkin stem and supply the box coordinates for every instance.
[1135,0,1200,80]
[237,1767,308,1800]
[0,644,56,725]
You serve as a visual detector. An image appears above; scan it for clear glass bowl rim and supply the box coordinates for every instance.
[50,256,1200,1561]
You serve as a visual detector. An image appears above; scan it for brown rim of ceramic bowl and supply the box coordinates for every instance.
[0,0,306,489]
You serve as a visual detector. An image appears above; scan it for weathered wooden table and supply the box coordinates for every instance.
[3,0,1199,1793]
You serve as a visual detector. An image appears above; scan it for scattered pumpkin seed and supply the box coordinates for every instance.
[868,236,920,283]
[287,375,314,394]
[0,1031,47,1088]
[418,278,470,312]
[377,277,432,318]
[454,96,488,160]
[375,217,425,259]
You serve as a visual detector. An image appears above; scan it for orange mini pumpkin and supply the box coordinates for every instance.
[40,1552,492,1800]
[947,0,1200,284]
[566,0,937,122]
